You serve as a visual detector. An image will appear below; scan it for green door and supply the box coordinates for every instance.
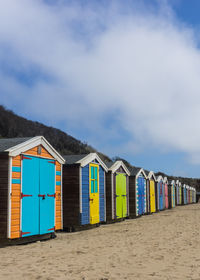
[116,173,127,218]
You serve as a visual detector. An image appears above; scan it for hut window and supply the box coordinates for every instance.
[90,165,98,193]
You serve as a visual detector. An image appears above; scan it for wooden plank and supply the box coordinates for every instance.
[11,219,20,226]
[11,231,20,239]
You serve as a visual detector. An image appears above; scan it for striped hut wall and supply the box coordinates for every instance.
[10,155,21,239]
[55,162,62,230]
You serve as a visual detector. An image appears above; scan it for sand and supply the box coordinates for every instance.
[0,204,200,280]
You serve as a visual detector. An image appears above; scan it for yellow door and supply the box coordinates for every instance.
[150,180,156,213]
[89,164,99,224]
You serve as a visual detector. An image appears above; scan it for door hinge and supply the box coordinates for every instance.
[48,161,56,165]
[21,155,32,160]
[21,193,33,199]
[20,231,31,237]
[47,193,56,198]
[48,226,55,231]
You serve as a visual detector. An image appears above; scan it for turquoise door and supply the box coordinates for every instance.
[39,159,55,234]
[21,156,55,237]
[21,156,40,237]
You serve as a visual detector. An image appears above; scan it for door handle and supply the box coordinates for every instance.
[89,198,93,201]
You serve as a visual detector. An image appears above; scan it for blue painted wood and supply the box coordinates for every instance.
[21,156,55,237]
[81,165,90,225]
[12,166,21,172]
[56,171,61,176]
[39,158,55,234]
[56,181,61,186]
[137,175,145,215]
[21,156,40,237]
[12,179,21,184]
[99,165,105,222]
[159,182,163,210]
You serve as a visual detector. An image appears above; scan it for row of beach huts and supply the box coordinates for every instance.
[0,136,197,245]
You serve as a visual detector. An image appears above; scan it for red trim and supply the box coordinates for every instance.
[21,155,32,160]
[47,193,56,198]
[48,161,55,165]
[48,226,55,231]
[21,231,31,237]
[21,193,33,199]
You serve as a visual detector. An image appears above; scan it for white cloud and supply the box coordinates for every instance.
[1,0,200,162]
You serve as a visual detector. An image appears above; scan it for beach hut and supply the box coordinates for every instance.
[163,177,169,209]
[186,185,189,204]
[62,153,108,230]
[192,187,196,203]
[175,180,179,205]
[144,170,150,214]
[178,182,182,205]
[0,136,65,242]
[157,176,164,211]
[194,188,197,203]
[105,160,130,222]
[168,180,176,209]
[147,171,157,213]
[182,184,187,205]
[190,187,193,203]
[129,167,147,218]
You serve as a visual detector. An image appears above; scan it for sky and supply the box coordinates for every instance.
[1,0,200,177]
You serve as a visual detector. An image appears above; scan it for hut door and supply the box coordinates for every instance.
[150,180,156,213]
[116,173,127,219]
[138,176,145,215]
[165,185,168,209]
[159,183,163,210]
[21,156,40,237]
[39,158,55,234]
[21,156,55,237]
[89,164,99,224]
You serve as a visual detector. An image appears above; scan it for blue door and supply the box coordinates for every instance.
[21,156,40,237]
[39,158,55,234]
[21,156,55,237]
[138,176,145,215]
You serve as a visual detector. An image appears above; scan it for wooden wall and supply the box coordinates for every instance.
[0,153,8,239]
[105,171,112,222]
[11,155,21,239]
[55,162,62,230]
[62,164,80,229]
[129,176,137,218]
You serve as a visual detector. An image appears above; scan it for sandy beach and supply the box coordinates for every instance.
[0,204,200,280]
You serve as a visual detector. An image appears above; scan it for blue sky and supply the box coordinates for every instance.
[1,0,200,177]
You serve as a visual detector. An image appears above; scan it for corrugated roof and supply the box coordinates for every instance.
[63,154,89,165]
[129,166,142,176]
[0,137,32,152]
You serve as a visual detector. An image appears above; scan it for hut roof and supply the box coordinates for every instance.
[63,153,108,171]
[157,175,163,182]
[0,136,65,164]
[129,166,147,178]
[105,161,114,169]
[0,137,31,152]
[63,154,89,164]
[105,160,130,176]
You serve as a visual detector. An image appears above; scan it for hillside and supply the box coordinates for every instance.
[0,105,110,161]
[0,105,199,191]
